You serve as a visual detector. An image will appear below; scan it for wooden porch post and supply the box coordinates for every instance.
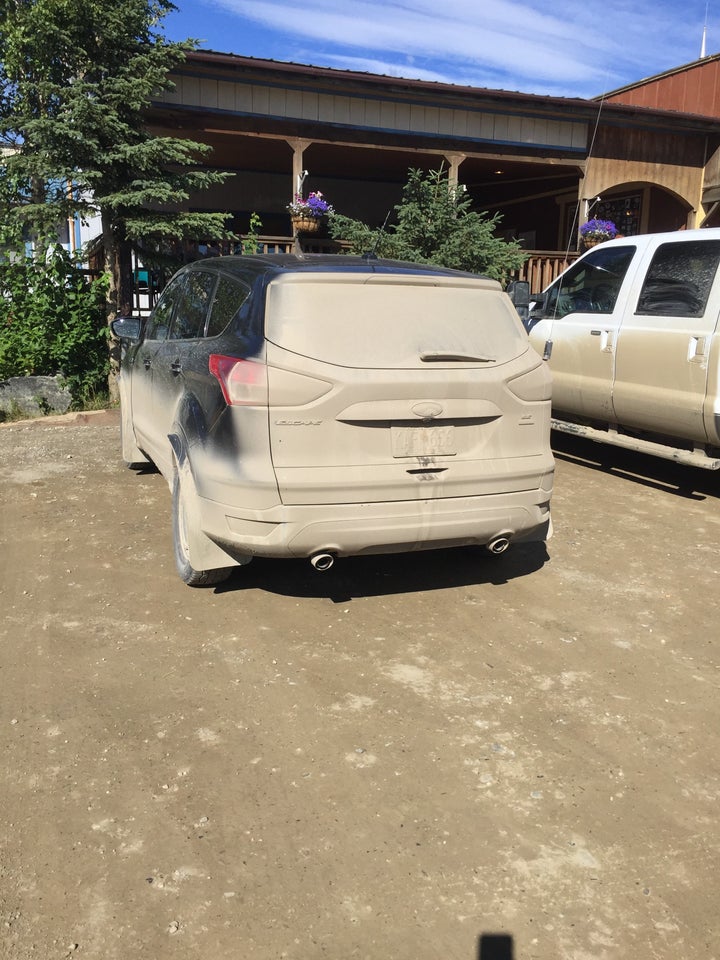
[287,138,312,251]
[445,153,466,187]
[287,138,312,200]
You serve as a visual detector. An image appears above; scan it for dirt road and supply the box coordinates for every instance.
[1,411,718,960]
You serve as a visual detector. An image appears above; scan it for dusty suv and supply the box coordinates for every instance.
[113,255,554,585]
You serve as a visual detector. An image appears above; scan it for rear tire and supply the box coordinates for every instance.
[172,471,233,587]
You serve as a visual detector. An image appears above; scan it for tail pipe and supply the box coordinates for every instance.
[486,536,511,555]
[310,552,335,572]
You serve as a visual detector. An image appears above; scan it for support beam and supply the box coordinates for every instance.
[444,153,466,186]
[286,138,313,199]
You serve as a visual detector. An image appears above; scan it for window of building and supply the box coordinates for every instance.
[594,194,642,238]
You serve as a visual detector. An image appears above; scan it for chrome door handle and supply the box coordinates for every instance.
[600,330,614,352]
[688,336,708,361]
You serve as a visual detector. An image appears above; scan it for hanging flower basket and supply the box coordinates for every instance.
[287,191,333,235]
[291,215,321,234]
[579,219,617,250]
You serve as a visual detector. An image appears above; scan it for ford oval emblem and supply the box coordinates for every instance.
[411,401,444,419]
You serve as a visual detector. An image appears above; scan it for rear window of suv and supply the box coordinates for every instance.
[264,274,527,368]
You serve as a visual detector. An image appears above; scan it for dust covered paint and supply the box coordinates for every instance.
[528,229,720,469]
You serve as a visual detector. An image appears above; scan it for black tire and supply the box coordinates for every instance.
[172,471,233,587]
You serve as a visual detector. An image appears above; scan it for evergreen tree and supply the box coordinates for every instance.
[329,167,526,282]
[0,0,232,392]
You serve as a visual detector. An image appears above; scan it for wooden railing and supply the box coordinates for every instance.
[133,241,579,312]
[239,239,579,285]
[216,235,341,255]
[513,250,579,293]
[249,235,343,255]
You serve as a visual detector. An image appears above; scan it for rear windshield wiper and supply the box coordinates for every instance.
[420,351,496,363]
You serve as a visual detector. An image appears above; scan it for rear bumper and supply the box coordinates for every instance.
[197,486,553,560]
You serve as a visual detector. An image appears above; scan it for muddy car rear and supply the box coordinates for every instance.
[114,255,554,585]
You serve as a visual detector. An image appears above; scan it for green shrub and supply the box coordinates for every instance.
[0,246,110,405]
[329,167,526,281]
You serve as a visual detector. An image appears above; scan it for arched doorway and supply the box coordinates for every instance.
[580,171,699,243]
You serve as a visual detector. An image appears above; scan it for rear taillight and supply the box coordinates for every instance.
[209,354,268,406]
[506,363,552,402]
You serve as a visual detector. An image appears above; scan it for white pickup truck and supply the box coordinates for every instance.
[526,228,720,469]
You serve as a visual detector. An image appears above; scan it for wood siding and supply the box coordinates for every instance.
[157,73,588,152]
[605,57,720,117]
[591,126,708,167]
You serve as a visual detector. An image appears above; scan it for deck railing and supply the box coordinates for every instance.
[513,250,579,293]
[132,240,579,312]
[232,238,580,287]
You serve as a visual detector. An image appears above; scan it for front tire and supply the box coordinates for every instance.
[172,470,233,587]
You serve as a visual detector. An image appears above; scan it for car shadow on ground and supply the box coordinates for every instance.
[551,432,718,500]
[214,541,550,602]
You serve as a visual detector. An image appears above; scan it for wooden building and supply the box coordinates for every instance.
[143,51,720,286]
[601,54,720,228]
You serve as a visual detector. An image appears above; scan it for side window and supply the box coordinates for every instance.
[144,276,184,341]
[206,275,252,338]
[636,240,720,317]
[543,246,636,319]
[169,270,217,340]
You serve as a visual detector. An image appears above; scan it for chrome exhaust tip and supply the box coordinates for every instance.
[486,536,511,555]
[310,552,335,571]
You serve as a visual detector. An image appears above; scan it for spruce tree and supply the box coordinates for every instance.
[329,167,526,282]
[0,0,232,392]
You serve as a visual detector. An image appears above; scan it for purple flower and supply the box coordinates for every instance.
[580,218,617,239]
[287,191,334,218]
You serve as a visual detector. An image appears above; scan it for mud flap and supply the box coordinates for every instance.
[119,378,149,467]
[170,435,243,572]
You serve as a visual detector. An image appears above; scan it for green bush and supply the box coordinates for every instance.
[329,167,526,281]
[0,246,110,405]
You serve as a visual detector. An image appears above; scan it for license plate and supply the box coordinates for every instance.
[391,425,455,458]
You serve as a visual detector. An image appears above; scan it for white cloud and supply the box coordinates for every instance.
[317,54,458,85]
[203,0,711,98]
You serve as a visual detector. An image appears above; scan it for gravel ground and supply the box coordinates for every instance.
[1,410,719,960]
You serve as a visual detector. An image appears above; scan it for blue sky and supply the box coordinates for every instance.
[163,0,716,99]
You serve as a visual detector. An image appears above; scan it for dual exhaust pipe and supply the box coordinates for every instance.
[486,536,511,555]
[309,536,511,571]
